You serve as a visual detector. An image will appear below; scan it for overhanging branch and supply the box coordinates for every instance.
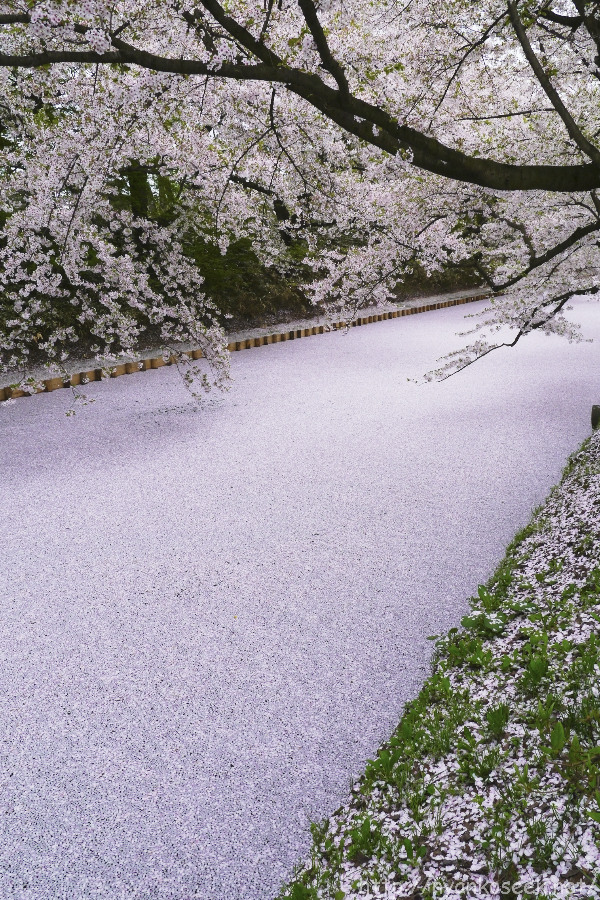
[508,0,600,166]
[2,4,600,193]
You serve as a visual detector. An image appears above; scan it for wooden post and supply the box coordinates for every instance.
[44,377,65,392]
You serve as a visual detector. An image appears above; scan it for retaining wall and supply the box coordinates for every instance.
[0,291,489,404]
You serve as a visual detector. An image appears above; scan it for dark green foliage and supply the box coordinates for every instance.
[486,703,510,738]
[346,816,382,863]
[184,235,312,326]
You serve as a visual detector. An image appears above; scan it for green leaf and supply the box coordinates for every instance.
[290,884,315,900]
[550,721,566,754]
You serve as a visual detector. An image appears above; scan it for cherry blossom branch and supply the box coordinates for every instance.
[494,218,600,290]
[427,11,505,129]
[296,0,350,96]
[572,0,600,60]
[3,8,600,192]
[539,8,582,29]
[458,108,555,120]
[4,0,600,392]
[508,0,600,166]
[214,125,274,228]
[436,284,600,381]
[258,0,276,43]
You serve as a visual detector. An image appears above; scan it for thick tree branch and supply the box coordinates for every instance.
[181,8,217,53]
[0,13,29,24]
[3,6,600,192]
[296,0,350,95]
[195,0,282,67]
[0,48,123,64]
[508,0,600,166]
[229,173,274,196]
[539,9,583,29]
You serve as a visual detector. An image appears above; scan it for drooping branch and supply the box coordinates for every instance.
[437,284,600,380]
[495,217,600,290]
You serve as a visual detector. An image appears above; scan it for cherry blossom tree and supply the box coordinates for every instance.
[1,0,599,393]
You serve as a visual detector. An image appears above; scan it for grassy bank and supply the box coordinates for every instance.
[280,432,600,900]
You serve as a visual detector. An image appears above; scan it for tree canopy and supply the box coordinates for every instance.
[1,0,599,391]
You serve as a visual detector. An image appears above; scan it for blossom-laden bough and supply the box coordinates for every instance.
[1,0,600,397]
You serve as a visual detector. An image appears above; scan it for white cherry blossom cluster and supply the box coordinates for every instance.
[85,27,111,53]
[1,0,600,394]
